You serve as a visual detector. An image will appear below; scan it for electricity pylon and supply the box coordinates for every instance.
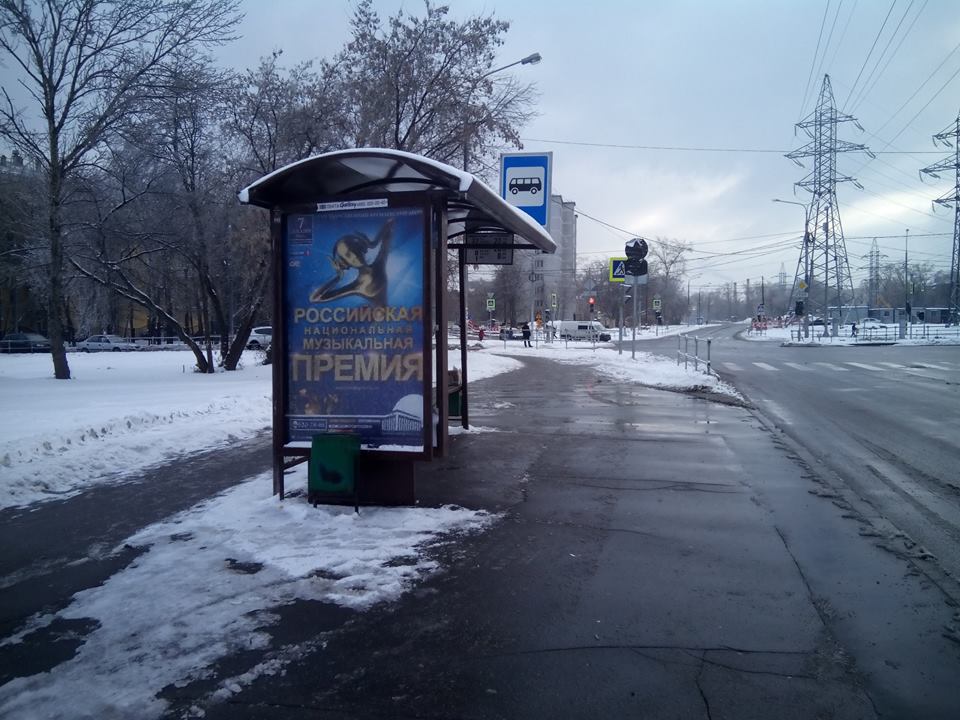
[867,238,881,309]
[786,75,874,324]
[919,111,960,324]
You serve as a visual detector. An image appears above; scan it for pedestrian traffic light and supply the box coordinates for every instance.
[795,300,804,317]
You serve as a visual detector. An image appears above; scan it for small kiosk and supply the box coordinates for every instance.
[238,149,555,504]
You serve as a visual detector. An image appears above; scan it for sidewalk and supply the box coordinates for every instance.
[170,355,960,719]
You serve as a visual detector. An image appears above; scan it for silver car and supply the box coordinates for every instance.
[77,334,140,352]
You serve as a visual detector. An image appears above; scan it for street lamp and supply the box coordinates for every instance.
[464,52,542,171]
[481,52,542,78]
[772,198,811,339]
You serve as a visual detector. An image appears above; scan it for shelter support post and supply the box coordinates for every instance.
[270,209,286,498]
[458,247,469,428]
[433,198,449,457]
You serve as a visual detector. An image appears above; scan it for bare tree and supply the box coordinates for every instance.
[649,238,691,323]
[0,0,241,379]
[338,0,536,173]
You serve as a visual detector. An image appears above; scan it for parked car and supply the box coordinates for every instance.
[860,318,882,327]
[0,332,51,353]
[76,334,140,352]
[246,326,272,349]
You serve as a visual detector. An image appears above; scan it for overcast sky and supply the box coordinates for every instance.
[145,2,960,290]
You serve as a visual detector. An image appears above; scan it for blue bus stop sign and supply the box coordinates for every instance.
[500,152,553,227]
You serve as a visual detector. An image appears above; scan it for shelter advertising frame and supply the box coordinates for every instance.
[273,194,434,487]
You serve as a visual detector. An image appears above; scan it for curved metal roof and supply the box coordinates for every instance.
[238,148,556,254]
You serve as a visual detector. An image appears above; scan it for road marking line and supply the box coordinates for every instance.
[723,362,744,371]
[783,362,814,371]
[813,362,849,372]
[845,362,885,372]
[752,362,779,371]
[919,362,955,370]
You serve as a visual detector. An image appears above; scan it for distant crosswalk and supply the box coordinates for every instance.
[720,359,959,374]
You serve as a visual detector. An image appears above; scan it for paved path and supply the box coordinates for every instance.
[167,356,958,719]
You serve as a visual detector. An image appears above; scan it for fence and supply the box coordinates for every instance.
[677,334,714,376]
[857,324,960,343]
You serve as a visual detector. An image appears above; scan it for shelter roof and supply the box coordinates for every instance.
[237,148,556,253]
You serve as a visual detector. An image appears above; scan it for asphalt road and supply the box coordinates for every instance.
[644,324,960,601]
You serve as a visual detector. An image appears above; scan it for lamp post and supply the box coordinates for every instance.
[463,52,541,171]
[481,52,542,79]
[772,198,811,339]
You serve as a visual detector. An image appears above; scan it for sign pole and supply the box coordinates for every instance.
[632,276,638,360]
[618,282,624,355]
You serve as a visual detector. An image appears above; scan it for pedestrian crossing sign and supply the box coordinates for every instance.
[609,257,627,283]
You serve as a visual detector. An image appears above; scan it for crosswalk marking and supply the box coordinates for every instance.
[814,362,849,372]
[723,358,960,374]
[918,362,955,370]
[845,362,885,372]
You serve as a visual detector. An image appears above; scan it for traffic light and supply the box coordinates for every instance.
[588,296,595,313]
[795,300,805,317]
[625,258,648,276]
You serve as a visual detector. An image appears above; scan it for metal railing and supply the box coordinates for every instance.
[677,334,714,376]
[857,324,960,342]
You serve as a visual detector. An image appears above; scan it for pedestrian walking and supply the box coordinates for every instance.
[478,327,485,342]
[522,322,532,347]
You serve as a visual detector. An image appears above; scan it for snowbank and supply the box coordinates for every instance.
[0,469,496,718]
[487,344,742,399]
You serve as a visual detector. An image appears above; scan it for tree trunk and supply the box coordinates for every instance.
[47,166,71,379]
[221,253,271,371]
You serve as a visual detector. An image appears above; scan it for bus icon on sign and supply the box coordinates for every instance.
[509,177,542,195]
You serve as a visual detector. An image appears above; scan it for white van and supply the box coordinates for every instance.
[547,320,611,342]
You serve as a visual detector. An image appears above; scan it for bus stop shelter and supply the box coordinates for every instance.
[239,148,556,504]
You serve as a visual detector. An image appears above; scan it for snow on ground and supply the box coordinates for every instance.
[448,346,522,380]
[741,324,960,346]
[0,350,521,511]
[0,351,272,511]
[485,342,742,399]
[0,467,497,719]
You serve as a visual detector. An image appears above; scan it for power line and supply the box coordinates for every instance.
[519,137,940,154]
[842,0,898,109]
[871,38,960,138]
[807,0,846,116]
[849,0,924,113]
[823,0,859,79]
[799,0,833,120]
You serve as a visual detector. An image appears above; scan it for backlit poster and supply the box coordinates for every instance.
[283,205,427,448]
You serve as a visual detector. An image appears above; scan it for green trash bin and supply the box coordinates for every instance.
[448,386,462,417]
[308,434,360,503]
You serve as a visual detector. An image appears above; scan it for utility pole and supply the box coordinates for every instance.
[920,112,960,324]
[786,74,873,329]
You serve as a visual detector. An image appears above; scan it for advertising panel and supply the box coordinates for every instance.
[283,204,427,449]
